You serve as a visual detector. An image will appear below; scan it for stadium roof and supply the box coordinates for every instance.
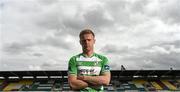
[0,70,179,79]
[111,70,180,77]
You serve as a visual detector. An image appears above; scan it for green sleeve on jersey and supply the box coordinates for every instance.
[68,56,77,75]
[101,56,110,74]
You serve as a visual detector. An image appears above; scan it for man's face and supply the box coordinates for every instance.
[80,34,95,52]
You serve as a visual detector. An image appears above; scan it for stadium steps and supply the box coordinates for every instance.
[171,81,180,91]
[19,80,33,85]
[116,86,124,91]
[31,83,39,91]
[156,80,169,90]
[178,79,180,82]
[62,82,71,91]
[150,81,163,90]
[1,79,180,91]
[106,84,115,91]
[169,80,179,88]
[0,80,3,84]
[128,81,138,90]
[121,82,137,90]
[132,79,147,84]
[0,80,8,91]
[143,81,156,91]
[53,80,63,91]
[0,80,3,91]
[122,83,130,90]
[161,80,177,90]
[0,80,32,91]
[53,83,63,91]
[3,83,23,91]
[28,80,54,91]
[132,80,146,91]
[0,80,3,86]
[177,79,180,89]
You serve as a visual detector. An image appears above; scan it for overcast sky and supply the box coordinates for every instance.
[0,0,180,71]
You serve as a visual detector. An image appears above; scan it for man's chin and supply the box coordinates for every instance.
[83,49,91,52]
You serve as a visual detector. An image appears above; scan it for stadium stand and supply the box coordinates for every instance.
[0,70,180,91]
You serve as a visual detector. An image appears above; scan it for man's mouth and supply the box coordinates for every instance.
[84,46,89,49]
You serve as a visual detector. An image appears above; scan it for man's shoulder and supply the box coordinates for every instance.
[94,53,108,60]
[68,53,82,63]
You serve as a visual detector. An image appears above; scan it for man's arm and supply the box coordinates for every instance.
[78,72,111,86]
[68,74,88,90]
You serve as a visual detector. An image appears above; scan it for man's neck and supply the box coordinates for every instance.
[83,51,94,57]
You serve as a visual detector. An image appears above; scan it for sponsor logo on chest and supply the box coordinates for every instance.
[78,66,101,75]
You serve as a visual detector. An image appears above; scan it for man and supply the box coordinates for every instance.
[68,29,111,91]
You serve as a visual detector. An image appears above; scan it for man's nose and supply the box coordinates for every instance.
[85,40,89,44]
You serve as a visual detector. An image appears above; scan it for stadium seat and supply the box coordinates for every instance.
[1,70,180,91]
[150,81,163,90]
[0,80,3,91]
[161,80,177,90]
[3,83,23,91]
[132,80,146,91]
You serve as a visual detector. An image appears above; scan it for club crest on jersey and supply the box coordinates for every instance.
[104,65,110,70]
[94,61,99,66]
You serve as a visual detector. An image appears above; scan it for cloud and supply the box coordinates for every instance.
[32,52,43,57]
[0,57,43,71]
[37,35,72,50]
[169,40,180,48]
[103,0,149,27]
[1,0,180,70]
[141,51,180,70]
[145,46,170,54]
[40,59,68,70]
[37,0,58,5]
[3,31,73,55]
[83,5,114,28]
[3,42,33,55]
[100,41,180,70]
[145,0,180,24]
[35,12,61,30]
[100,44,130,55]
[29,65,41,70]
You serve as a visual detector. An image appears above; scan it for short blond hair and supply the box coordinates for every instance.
[79,29,95,39]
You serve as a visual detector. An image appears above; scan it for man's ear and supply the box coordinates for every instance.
[94,39,96,44]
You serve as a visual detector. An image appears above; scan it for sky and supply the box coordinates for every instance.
[0,0,180,71]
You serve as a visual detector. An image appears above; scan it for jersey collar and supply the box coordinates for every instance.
[81,53,95,58]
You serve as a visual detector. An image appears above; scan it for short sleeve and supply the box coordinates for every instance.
[101,56,110,74]
[68,56,77,75]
